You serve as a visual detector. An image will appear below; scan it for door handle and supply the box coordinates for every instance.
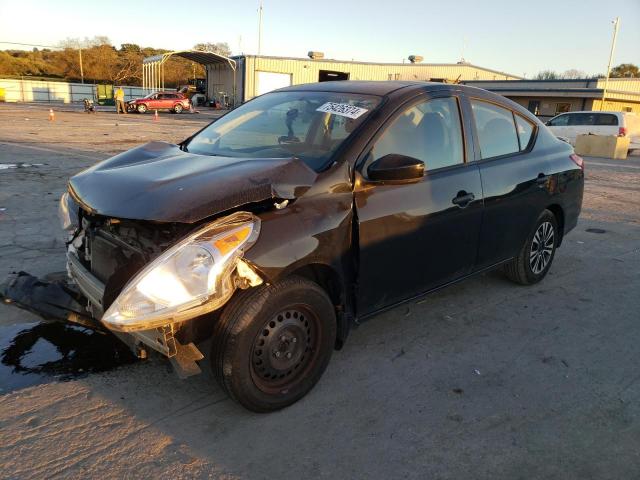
[452,191,475,208]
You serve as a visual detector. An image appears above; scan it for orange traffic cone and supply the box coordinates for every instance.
[153,110,159,121]
[48,109,55,121]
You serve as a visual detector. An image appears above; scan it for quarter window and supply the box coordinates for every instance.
[370,97,464,171]
[515,115,535,150]
[471,100,519,159]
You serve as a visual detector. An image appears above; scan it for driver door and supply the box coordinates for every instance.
[354,94,484,315]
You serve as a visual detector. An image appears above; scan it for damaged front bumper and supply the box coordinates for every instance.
[2,211,265,379]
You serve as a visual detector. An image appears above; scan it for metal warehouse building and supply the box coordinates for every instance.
[463,78,640,121]
[143,51,521,106]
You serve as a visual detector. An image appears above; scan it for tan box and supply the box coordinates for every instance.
[575,134,630,159]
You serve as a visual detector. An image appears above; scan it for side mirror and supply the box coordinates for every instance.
[367,154,425,182]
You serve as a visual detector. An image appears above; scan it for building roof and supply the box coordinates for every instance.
[234,55,521,79]
[143,50,236,69]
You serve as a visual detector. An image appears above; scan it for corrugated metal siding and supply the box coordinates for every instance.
[241,56,519,101]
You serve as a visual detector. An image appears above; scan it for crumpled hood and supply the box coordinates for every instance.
[69,142,318,223]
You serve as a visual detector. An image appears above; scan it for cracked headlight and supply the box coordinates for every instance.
[102,212,261,332]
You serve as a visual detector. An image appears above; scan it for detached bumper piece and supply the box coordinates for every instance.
[1,267,206,379]
[0,271,102,331]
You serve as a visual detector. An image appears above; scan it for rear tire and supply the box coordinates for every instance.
[503,209,558,285]
[211,276,336,412]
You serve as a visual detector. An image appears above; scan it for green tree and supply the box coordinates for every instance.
[610,63,639,78]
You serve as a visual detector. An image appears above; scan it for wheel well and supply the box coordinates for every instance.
[546,204,565,246]
[289,263,350,349]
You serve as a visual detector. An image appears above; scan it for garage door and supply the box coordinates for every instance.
[256,72,292,96]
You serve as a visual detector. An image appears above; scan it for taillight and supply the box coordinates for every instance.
[618,127,627,137]
[570,153,584,170]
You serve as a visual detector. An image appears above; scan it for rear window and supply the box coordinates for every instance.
[471,100,519,159]
[595,114,618,126]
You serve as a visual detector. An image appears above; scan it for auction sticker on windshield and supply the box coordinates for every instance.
[316,102,368,119]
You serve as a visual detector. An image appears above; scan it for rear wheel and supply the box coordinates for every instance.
[173,103,183,114]
[136,104,147,114]
[503,209,558,285]
[211,276,336,412]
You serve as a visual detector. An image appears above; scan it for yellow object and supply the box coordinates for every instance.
[574,134,630,159]
[214,225,252,255]
[115,88,125,101]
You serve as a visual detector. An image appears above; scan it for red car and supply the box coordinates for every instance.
[128,92,191,114]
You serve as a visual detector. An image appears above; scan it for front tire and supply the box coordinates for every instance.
[173,103,183,113]
[211,276,336,412]
[503,209,558,285]
[137,104,147,114]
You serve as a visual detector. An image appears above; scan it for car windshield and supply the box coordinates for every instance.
[185,91,381,171]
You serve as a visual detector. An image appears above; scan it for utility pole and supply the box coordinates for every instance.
[257,0,263,55]
[601,16,620,111]
[79,47,84,84]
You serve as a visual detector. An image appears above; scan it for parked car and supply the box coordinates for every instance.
[546,110,640,151]
[128,91,190,114]
[5,81,584,412]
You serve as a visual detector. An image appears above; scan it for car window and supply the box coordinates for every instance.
[471,100,519,159]
[595,114,618,126]
[187,91,381,172]
[568,113,595,126]
[370,96,464,171]
[548,114,569,127]
[515,115,535,150]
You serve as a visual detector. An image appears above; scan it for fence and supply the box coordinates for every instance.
[0,78,149,103]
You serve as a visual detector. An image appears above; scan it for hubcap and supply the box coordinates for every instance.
[251,307,318,392]
[530,221,554,274]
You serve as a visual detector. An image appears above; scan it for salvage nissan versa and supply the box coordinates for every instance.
[2,81,584,412]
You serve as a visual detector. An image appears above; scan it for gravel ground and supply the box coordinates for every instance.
[0,103,639,479]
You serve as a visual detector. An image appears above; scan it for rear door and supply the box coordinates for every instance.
[355,93,484,314]
[468,97,550,269]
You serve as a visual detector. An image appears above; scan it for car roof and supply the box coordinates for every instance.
[276,80,455,96]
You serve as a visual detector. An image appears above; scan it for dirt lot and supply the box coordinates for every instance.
[1,103,639,479]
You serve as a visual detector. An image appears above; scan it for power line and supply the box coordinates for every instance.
[0,41,61,49]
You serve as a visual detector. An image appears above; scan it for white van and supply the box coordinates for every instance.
[546,111,640,151]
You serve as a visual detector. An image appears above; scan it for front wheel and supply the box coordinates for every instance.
[136,104,147,114]
[173,103,183,113]
[503,209,558,285]
[211,276,336,412]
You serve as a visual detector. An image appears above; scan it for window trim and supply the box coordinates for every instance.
[356,92,471,178]
[466,96,538,163]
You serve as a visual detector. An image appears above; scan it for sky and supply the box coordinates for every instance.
[1,0,639,78]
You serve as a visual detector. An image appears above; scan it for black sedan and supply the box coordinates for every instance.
[5,81,584,412]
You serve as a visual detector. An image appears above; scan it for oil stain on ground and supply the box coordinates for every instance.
[0,321,136,393]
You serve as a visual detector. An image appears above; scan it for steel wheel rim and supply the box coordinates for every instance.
[250,306,320,394]
[175,105,182,113]
[530,221,554,274]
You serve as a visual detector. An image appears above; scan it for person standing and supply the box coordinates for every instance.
[115,87,127,114]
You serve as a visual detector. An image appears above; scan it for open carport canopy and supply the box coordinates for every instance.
[142,50,236,92]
